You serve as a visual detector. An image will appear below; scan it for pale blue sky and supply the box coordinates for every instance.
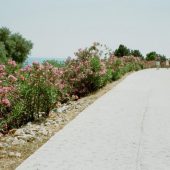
[0,0,170,58]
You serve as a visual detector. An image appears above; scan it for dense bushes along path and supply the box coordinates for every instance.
[0,43,144,132]
[16,69,170,170]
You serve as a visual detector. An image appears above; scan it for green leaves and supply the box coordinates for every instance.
[114,44,131,57]
[131,50,143,58]
[0,27,33,64]
[90,56,101,72]
[0,42,7,62]
[146,51,157,61]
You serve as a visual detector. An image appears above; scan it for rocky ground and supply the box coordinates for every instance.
[0,74,129,170]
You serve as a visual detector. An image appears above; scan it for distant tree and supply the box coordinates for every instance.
[146,51,157,61]
[130,49,143,58]
[114,44,130,57]
[158,54,166,62]
[0,27,33,63]
[0,27,10,42]
[146,51,167,61]
[0,42,7,62]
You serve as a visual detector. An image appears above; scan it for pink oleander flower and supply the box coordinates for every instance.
[100,70,106,76]
[0,88,3,94]
[20,75,25,81]
[8,75,17,82]
[43,62,53,69]
[0,65,5,72]
[0,87,12,94]
[1,98,11,107]
[20,65,32,72]
[58,83,65,90]
[0,72,6,77]
[8,59,17,67]
[33,62,43,70]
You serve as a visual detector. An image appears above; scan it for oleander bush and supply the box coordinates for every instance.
[0,60,20,131]
[0,43,146,132]
[64,47,108,97]
[18,62,67,120]
[66,43,112,97]
[0,61,68,131]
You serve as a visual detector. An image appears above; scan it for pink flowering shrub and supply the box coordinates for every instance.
[0,60,68,131]
[17,62,68,122]
[64,44,110,97]
[106,55,144,80]
[0,44,146,132]
[0,60,20,131]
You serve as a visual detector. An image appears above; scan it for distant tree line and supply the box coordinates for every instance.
[114,44,143,58]
[0,27,33,63]
[114,44,167,61]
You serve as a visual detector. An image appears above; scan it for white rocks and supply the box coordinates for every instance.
[57,105,69,113]
[15,152,22,157]
[0,97,83,154]
[39,128,48,136]
[6,137,14,143]
[31,125,41,132]
[0,142,10,148]
[1,150,7,154]
[12,138,26,146]
[24,129,36,137]
[26,122,32,127]
[57,117,63,123]
[14,127,37,142]
[0,133,4,138]
[14,129,25,136]
[8,151,21,157]
[17,134,35,142]
[44,122,51,126]
[0,142,5,148]
[45,120,54,126]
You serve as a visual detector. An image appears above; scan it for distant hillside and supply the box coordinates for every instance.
[25,57,66,65]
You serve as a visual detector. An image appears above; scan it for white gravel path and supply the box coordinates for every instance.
[16,69,170,170]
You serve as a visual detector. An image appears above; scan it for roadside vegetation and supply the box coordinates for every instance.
[0,27,168,133]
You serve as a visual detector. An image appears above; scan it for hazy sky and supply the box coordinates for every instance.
[0,0,170,58]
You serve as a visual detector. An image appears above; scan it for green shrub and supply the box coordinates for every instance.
[18,62,66,120]
[112,69,122,80]
[130,49,143,58]
[0,27,33,63]
[114,44,130,57]
[146,51,157,61]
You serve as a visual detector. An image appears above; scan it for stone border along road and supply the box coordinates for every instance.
[16,69,170,170]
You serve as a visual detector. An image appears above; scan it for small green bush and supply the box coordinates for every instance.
[114,44,130,57]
